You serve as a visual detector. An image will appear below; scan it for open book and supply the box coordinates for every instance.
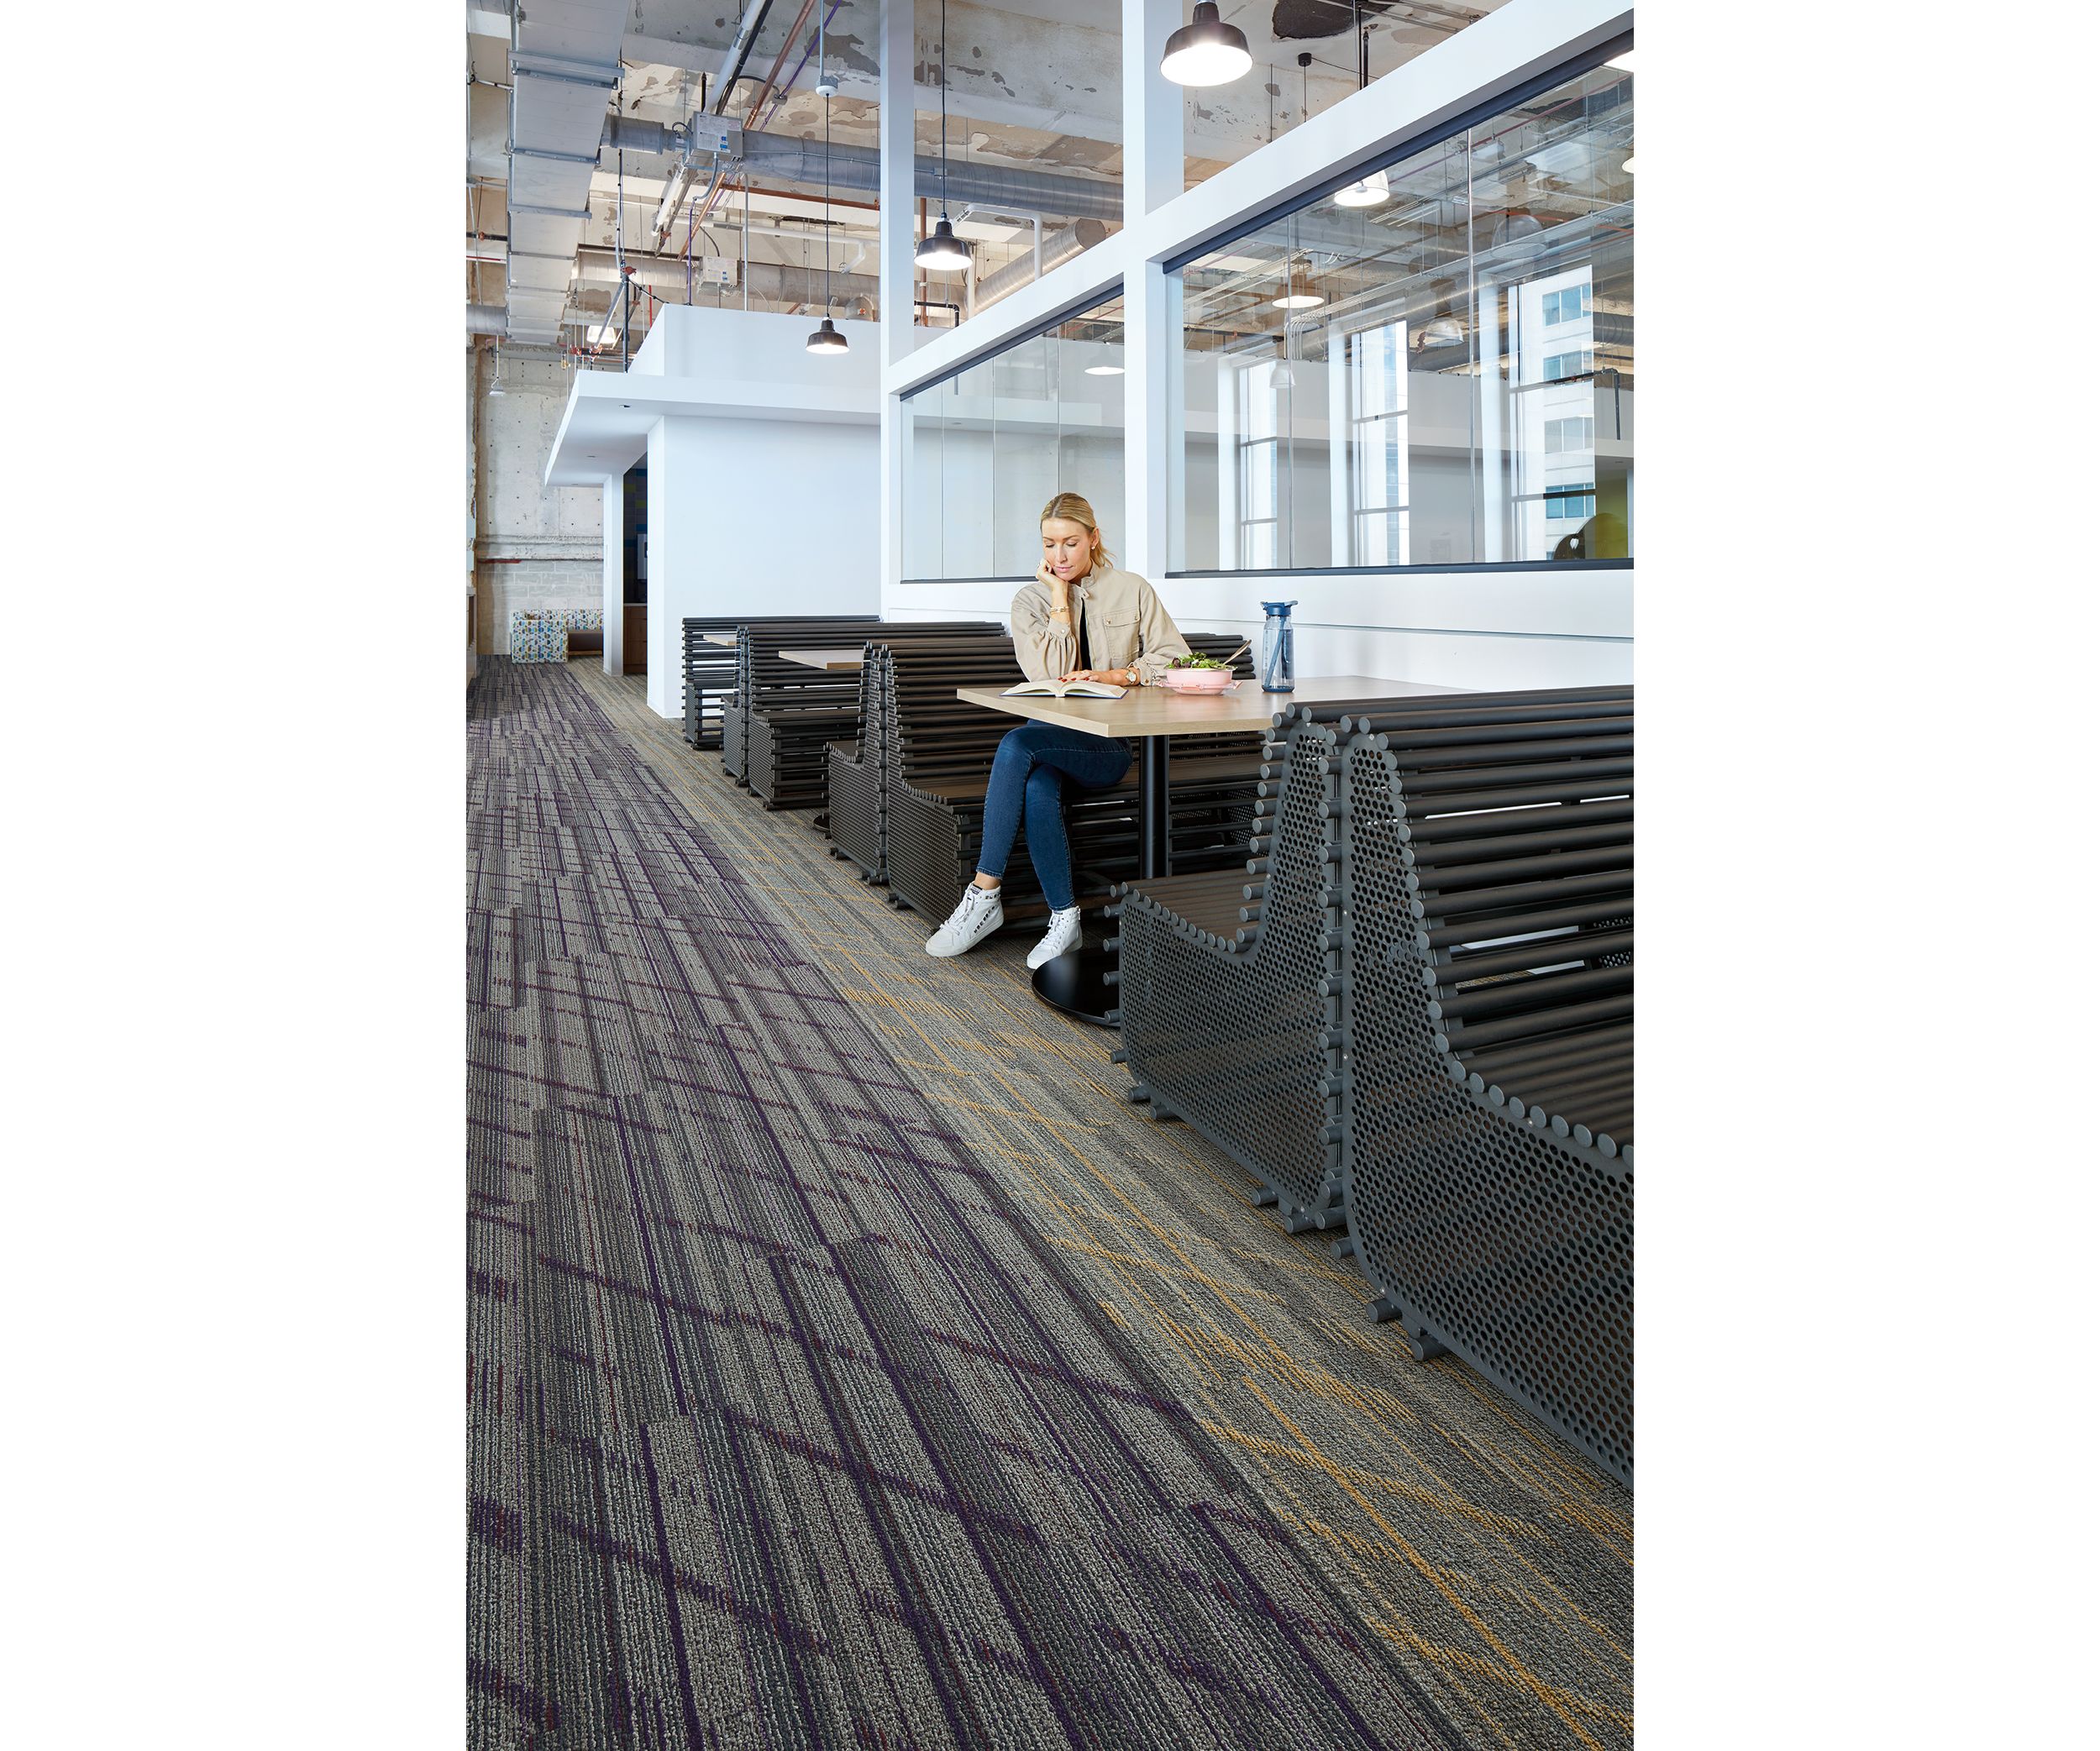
[1001,677,1128,699]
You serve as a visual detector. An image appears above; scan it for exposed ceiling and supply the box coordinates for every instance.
[465,0,1512,351]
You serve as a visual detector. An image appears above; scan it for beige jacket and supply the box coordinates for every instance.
[1009,566,1192,687]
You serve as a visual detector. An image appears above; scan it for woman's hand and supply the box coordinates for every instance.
[1037,562,1069,607]
[1058,668,1136,686]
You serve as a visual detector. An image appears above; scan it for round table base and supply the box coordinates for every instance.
[1029,946,1118,1027]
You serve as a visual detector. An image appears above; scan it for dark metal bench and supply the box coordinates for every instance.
[681,615,871,752]
[1109,700,1354,1231]
[743,621,1003,812]
[1338,686,1633,1484]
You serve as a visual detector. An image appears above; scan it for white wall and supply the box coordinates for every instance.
[887,565,1630,689]
[644,417,879,718]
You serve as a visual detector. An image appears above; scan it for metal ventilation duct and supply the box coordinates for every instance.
[970,221,1111,311]
[503,0,629,344]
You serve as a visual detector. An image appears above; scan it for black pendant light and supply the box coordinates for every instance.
[1161,3,1252,87]
[916,0,970,274]
[806,13,850,354]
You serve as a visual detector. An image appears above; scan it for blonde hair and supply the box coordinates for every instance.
[1039,491,1114,573]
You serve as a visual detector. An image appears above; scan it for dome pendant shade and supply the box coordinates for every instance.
[1334,168,1390,207]
[1161,3,1252,87]
[916,217,970,274]
[806,317,849,354]
[1272,267,1324,310]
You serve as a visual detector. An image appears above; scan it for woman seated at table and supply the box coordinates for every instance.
[926,491,1192,968]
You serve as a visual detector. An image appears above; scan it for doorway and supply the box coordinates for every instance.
[622,459,647,675]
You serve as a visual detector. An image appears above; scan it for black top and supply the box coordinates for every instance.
[1076,600,1091,674]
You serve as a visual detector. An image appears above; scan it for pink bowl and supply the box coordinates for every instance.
[1158,667,1236,694]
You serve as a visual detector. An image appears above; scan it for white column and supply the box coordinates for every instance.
[1121,0,1182,586]
[601,474,623,675]
[1121,0,1182,220]
[1326,317,1351,566]
[878,0,917,606]
[645,422,678,718]
[1477,271,1506,564]
[879,389,907,608]
[878,0,916,370]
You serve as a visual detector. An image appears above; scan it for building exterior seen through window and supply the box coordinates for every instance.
[1168,57,1632,571]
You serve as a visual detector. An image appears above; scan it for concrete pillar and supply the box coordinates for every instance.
[1121,0,1183,586]
[601,474,623,674]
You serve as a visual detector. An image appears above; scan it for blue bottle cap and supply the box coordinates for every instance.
[1259,600,1299,614]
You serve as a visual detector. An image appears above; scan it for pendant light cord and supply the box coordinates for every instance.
[822,13,832,316]
[939,0,950,221]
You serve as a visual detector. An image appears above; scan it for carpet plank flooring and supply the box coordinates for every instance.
[469,658,1632,1750]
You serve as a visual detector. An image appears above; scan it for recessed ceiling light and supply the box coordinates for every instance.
[1623,154,1635,174]
[1084,364,1124,375]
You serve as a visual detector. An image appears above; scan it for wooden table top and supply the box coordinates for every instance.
[953,674,1462,738]
[779,647,867,671]
[701,632,739,647]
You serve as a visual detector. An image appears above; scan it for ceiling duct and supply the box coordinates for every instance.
[503,0,629,345]
[573,246,881,311]
[970,221,1111,312]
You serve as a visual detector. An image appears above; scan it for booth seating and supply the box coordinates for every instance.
[1338,686,1632,1483]
[742,621,1002,811]
[682,615,874,752]
[1108,702,1353,1235]
[825,653,885,880]
[881,635,1264,927]
[1109,685,1634,1485]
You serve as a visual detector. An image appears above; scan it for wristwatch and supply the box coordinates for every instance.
[1126,666,1140,687]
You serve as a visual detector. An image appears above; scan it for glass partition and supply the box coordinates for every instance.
[902,291,1126,580]
[911,0,1121,328]
[1171,57,1634,571]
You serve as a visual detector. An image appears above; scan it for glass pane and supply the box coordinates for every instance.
[1052,293,1126,560]
[913,0,1120,332]
[902,389,946,579]
[941,359,997,577]
[1474,60,1635,562]
[1170,55,1631,572]
[993,333,1059,577]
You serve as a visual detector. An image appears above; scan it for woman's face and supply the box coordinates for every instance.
[1041,517,1099,584]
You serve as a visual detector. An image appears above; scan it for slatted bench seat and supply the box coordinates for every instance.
[682,615,870,751]
[881,635,1263,927]
[1338,685,1634,1484]
[744,621,1002,811]
[1109,701,1356,1230]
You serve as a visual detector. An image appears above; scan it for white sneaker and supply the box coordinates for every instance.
[925,883,1005,957]
[1026,906,1084,970]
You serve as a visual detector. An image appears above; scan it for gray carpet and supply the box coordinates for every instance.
[469,657,1632,1749]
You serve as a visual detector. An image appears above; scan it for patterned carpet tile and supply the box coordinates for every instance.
[469,659,1631,1751]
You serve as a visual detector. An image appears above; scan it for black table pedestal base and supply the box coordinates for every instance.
[1030,946,1118,1027]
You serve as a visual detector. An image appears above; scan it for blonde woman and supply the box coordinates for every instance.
[926,491,1193,967]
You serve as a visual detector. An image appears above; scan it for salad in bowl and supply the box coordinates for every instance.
[1157,653,1239,693]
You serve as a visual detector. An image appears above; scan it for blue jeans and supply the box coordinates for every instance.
[975,721,1132,910]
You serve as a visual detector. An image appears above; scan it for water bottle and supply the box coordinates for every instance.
[1259,600,1299,692]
